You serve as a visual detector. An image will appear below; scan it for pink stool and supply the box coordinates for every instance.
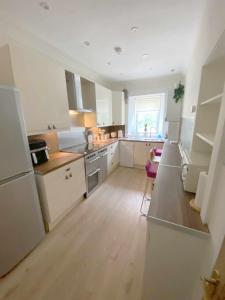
[153,148,163,157]
[140,161,158,216]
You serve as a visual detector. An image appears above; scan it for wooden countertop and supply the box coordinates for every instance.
[148,142,209,234]
[93,138,119,147]
[159,141,181,167]
[34,152,84,175]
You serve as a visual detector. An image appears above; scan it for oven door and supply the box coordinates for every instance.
[86,168,100,197]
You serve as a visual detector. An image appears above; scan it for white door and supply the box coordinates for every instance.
[120,141,134,167]
[0,172,45,277]
[11,44,70,134]
[134,142,147,166]
[95,84,112,126]
[0,87,32,181]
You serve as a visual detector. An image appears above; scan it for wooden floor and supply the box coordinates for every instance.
[0,167,147,300]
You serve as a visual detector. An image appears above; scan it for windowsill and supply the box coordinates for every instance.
[124,135,165,142]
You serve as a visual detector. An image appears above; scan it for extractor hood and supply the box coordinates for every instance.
[65,70,96,112]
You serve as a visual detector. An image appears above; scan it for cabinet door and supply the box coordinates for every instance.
[95,83,112,126]
[134,142,149,166]
[107,145,113,174]
[41,158,85,224]
[107,142,119,173]
[112,91,125,125]
[43,166,72,223]
[112,142,119,165]
[119,141,134,167]
[69,158,86,199]
[11,44,70,134]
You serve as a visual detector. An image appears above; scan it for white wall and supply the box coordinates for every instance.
[0,17,111,89]
[112,74,184,139]
[112,73,183,117]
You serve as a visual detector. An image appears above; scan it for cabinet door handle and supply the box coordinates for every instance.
[65,175,69,180]
[53,124,56,129]
[48,124,52,130]
[69,173,72,178]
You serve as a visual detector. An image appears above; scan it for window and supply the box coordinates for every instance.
[128,93,165,137]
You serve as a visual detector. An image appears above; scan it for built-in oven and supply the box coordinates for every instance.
[85,151,100,197]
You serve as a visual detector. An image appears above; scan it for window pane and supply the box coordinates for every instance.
[136,111,159,133]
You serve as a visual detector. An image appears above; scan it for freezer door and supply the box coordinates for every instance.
[0,86,32,182]
[0,172,45,277]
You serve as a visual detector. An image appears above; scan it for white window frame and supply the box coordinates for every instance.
[128,93,166,137]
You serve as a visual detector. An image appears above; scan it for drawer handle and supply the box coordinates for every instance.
[66,168,71,172]
[69,173,72,178]
[65,175,69,180]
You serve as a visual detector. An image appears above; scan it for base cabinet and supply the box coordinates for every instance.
[36,158,86,231]
[142,220,209,300]
[119,141,134,167]
[133,142,164,167]
[107,142,119,174]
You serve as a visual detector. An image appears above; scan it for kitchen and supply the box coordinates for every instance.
[1,1,225,300]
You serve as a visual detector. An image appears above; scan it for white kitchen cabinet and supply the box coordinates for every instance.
[112,91,125,125]
[0,44,70,135]
[107,142,119,174]
[95,83,112,126]
[119,141,134,167]
[133,142,152,167]
[35,158,86,231]
[133,141,164,167]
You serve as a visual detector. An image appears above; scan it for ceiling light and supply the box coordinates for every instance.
[142,54,149,59]
[39,1,50,10]
[114,47,122,55]
[84,41,90,46]
[131,26,138,32]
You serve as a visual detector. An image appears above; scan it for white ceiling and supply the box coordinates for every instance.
[0,0,206,82]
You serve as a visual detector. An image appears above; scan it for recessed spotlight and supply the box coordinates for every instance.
[107,62,111,66]
[170,68,175,72]
[39,1,50,10]
[131,26,138,32]
[142,54,149,59]
[84,41,90,46]
[114,46,122,55]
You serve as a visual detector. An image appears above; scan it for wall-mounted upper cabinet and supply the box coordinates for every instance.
[95,83,112,126]
[112,91,125,125]
[0,44,70,135]
[65,71,96,112]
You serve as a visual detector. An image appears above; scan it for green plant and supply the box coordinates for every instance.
[173,82,184,103]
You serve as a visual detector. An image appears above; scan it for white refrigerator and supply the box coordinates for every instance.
[0,86,45,277]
